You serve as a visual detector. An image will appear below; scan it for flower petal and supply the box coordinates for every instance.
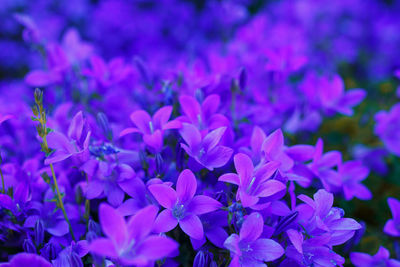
[176,169,197,203]
[148,184,177,209]
[188,195,222,215]
[128,205,159,241]
[153,209,178,233]
[234,153,254,187]
[99,204,127,248]
[130,110,151,134]
[136,236,178,260]
[179,214,204,240]
[89,238,118,258]
[240,212,263,242]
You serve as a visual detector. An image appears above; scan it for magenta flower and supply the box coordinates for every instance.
[219,153,286,209]
[180,123,233,170]
[384,197,400,237]
[149,169,222,240]
[120,106,181,153]
[350,247,400,267]
[224,212,284,267]
[89,204,177,266]
[45,111,91,165]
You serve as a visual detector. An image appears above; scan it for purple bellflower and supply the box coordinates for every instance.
[83,160,136,207]
[350,246,400,267]
[384,197,400,237]
[45,111,91,165]
[89,204,178,266]
[318,74,366,116]
[180,123,233,170]
[178,94,230,134]
[308,138,342,192]
[120,106,181,153]
[149,169,222,240]
[338,160,371,200]
[219,153,286,209]
[224,212,284,267]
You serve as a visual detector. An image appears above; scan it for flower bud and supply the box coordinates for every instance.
[34,219,44,245]
[34,88,43,104]
[41,243,57,261]
[88,219,101,236]
[193,250,212,267]
[97,112,113,141]
[23,238,36,253]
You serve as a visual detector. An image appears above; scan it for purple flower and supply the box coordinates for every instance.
[261,129,294,173]
[89,204,178,266]
[350,247,400,267]
[0,253,51,267]
[223,212,284,266]
[338,160,371,200]
[219,153,286,209]
[308,139,342,192]
[384,198,400,237]
[180,123,233,170]
[190,210,229,249]
[82,55,133,89]
[296,189,361,245]
[318,74,366,116]
[375,103,400,156]
[149,169,222,240]
[45,111,91,165]
[120,106,181,153]
[25,43,70,87]
[285,229,346,267]
[83,160,136,207]
[178,94,229,133]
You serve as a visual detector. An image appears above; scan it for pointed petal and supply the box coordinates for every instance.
[240,212,263,242]
[99,204,127,248]
[388,198,400,223]
[152,106,172,130]
[234,153,254,187]
[286,229,303,254]
[128,205,159,241]
[180,214,204,240]
[153,209,178,233]
[202,127,226,151]
[179,95,201,123]
[250,238,284,262]
[179,123,201,150]
[251,126,266,155]
[136,236,178,260]
[148,184,177,209]
[201,94,220,119]
[176,169,197,203]
[130,110,151,134]
[218,173,240,185]
[202,145,233,170]
[188,195,222,215]
[89,238,118,258]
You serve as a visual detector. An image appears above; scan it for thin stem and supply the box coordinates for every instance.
[49,163,76,241]
[35,93,76,241]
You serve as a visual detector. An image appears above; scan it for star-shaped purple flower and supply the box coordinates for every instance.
[224,212,284,267]
[89,204,178,266]
[149,169,222,240]
[384,197,400,237]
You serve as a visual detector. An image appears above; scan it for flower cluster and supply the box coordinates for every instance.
[1,0,400,266]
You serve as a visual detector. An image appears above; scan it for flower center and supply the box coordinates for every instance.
[172,204,186,220]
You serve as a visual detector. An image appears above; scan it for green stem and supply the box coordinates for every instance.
[50,163,76,241]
